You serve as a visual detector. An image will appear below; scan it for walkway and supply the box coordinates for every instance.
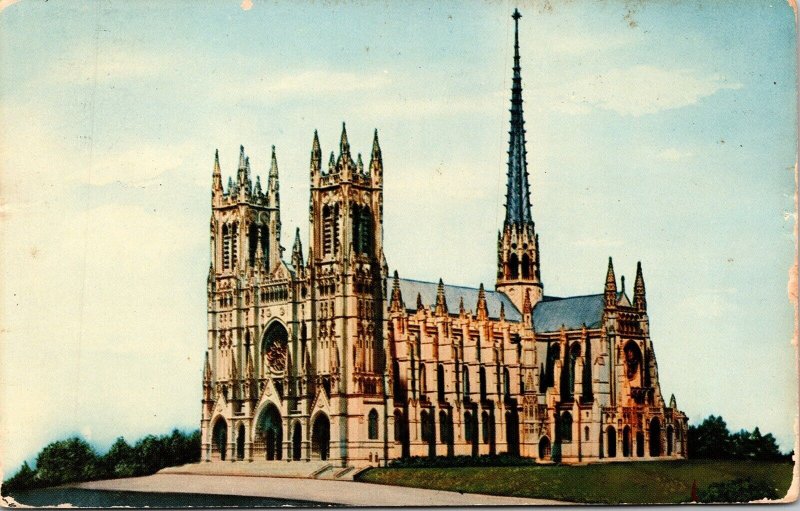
[72,473,567,506]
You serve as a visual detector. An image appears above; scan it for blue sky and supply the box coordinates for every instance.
[0,0,796,472]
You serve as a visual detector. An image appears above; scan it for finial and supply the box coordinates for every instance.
[620,275,626,294]
[390,270,403,312]
[634,261,647,311]
[435,278,448,315]
[522,288,532,316]
[499,302,506,321]
[238,145,246,169]
[605,257,618,307]
[476,283,488,320]
[459,296,466,316]
[270,145,278,177]
[416,292,424,311]
[340,122,350,154]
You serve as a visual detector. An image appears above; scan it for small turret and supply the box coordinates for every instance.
[522,288,532,326]
[604,257,617,308]
[291,227,303,270]
[357,153,364,175]
[203,352,211,382]
[370,129,382,179]
[634,261,647,311]
[435,278,448,316]
[499,302,506,322]
[390,270,404,312]
[311,130,322,177]
[416,292,424,311]
[268,145,280,209]
[237,145,246,186]
[476,283,489,321]
[212,149,223,196]
[459,296,466,317]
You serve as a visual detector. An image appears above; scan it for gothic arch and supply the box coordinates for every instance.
[538,436,551,460]
[521,253,531,279]
[649,417,662,457]
[368,409,379,440]
[211,416,228,461]
[509,253,519,279]
[623,341,643,382]
[261,320,289,376]
[254,403,283,460]
[311,411,331,461]
[607,426,617,458]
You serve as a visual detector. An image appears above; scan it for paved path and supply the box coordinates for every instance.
[72,473,567,506]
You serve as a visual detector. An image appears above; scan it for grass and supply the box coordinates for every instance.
[356,460,796,504]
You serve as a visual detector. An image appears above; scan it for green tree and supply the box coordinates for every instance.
[101,437,137,478]
[34,437,101,486]
[689,415,733,459]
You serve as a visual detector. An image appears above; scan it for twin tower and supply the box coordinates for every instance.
[200,9,686,467]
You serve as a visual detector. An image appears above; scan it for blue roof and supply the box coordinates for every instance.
[388,278,522,322]
[532,293,605,332]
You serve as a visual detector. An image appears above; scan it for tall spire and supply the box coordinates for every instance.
[291,227,303,270]
[311,130,322,176]
[435,278,448,316]
[504,8,533,227]
[268,145,280,208]
[339,122,350,157]
[390,270,404,312]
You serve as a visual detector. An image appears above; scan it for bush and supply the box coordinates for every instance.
[698,477,780,503]
[387,454,539,469]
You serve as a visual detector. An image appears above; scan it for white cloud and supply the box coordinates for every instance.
[657,148,695,161]
[360,92,503,119]
[214,69,391,102]
[554,66,742,116]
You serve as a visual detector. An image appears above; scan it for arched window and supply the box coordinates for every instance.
[503,367,511,398]
[561,412,573,442]
[393,360,403,400]
[481,411,490,444]
[222,225,231,270]
[649,418,662,457]
[569,343,581,399]
[521,254,531,279]
[368,409,379,440]
[352,206,373,255]
[479,367,487,402]
[667,426,674,456]
[230,223,238,268]
[260,225,269,266]
[322,205,332,255]
[248,224,258,267]
[462,366,470,400]
[546,344,560,388]
[393,410,403,442]
[437,364,445,402]
[509,253,519,279]
[584,426,590,441]
[538,436,551,459]
[464,412,473,442]
[419,364,427,395]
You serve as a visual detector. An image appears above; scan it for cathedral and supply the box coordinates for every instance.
[200,10,688,467]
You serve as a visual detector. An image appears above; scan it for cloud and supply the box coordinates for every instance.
[360,92,503,119]
[554,66,742,116]
[214,70,391,102]
[657,148,695,161]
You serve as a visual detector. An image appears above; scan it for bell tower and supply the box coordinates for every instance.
[496,9,543,311]
[307,124,387,464]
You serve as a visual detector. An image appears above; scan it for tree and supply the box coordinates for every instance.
[688,415,733,459]
[34,437,101,486]
[101,437,136,478]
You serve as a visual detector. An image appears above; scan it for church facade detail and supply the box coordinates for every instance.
[200,10,688,466]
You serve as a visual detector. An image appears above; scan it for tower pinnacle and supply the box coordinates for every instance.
[504,8,532,227]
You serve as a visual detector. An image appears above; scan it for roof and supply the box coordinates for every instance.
[532,293,605,332]
[388,278,522,322]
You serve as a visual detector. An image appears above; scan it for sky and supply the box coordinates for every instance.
[0,0,797,473]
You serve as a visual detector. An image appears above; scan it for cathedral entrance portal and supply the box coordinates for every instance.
[538,436,551,460]
[256,404,283,461]
[312,413,330,461]
[236,424,245,460]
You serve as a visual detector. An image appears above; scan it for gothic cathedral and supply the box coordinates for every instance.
[200,10,688,467]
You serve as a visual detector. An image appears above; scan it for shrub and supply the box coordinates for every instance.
[698,477,780,503]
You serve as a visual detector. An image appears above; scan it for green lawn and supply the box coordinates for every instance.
[356,460,795,504]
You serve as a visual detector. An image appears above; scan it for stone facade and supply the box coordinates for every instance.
[199,9,688,467]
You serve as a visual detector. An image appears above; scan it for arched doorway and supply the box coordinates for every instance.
[212,418,228,461]
[636,431,645,457]
[649,418,662,457]
[236,424,245,460]
[607,426,617,458]
[538,436,551,460]
[622,426,631,457]
[255,404,283,460]
[312,413,330,461]
[505,409,520,456]
[292,422,302,460]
